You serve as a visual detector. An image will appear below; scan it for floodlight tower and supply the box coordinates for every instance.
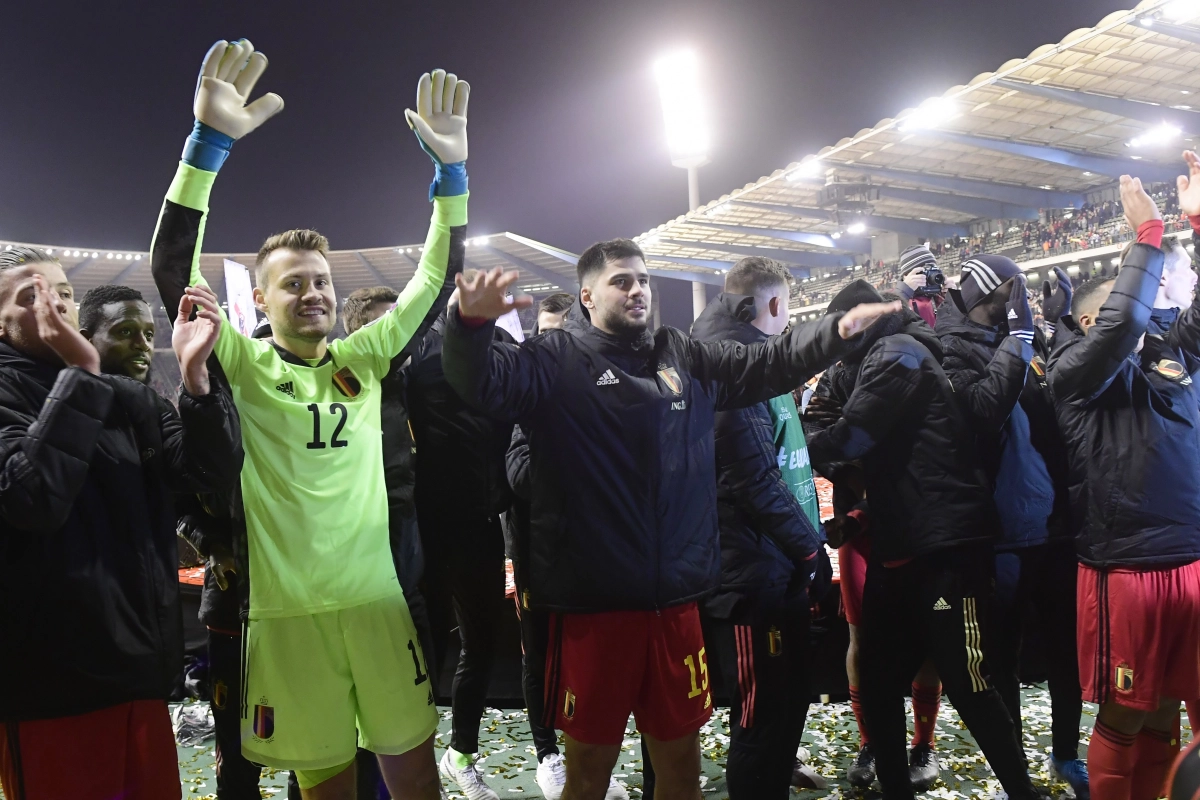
[655,49,712,320]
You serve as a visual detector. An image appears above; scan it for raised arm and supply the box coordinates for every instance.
[1168,150,1200,364]
[338,71,470,377]
[150,40,285,378]
[941,336,1031,433]
[688,301,901,411]
[1048,176,1165,403]
[807,339,926,466]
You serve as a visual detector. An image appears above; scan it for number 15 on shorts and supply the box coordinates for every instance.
[684,648,708,699]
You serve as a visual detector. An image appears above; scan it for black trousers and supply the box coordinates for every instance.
[513,572,559,761]
[859,548,1035,800]
[991,544,1082,762]
[706,606,812,800]
[423,516,505,754]
[208,630,262,800]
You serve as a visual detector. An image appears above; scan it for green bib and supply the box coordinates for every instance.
[768,394,820,529]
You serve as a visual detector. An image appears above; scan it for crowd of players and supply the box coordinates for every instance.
[5,38,1200,800]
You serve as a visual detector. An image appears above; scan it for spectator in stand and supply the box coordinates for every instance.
[895,245,944,326]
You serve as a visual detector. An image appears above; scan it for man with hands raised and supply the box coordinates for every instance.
[1048,165,1200,800]
[0,247,240,800]
[441,241,895,800]
[150,40,469,799]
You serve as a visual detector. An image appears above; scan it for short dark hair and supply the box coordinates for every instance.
[577,239,644,286]
[538,292,575,316]
[0,246,58,273]
[255,229,330,286]
[1072,276,1116,317]
[342,286,398,334]
[725,257,792,297]
[78,285,145,333]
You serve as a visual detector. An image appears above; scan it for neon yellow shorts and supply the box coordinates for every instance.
[240,592,438,770]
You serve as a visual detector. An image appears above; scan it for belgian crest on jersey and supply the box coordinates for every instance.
[332,366,362,398]
[1152,358,1193,385]
[657,365,683,396]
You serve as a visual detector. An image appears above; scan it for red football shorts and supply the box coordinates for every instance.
[1077,561,1200,712]
[839,535,871,626]
[545,602,712,745]
[0,699,180,800]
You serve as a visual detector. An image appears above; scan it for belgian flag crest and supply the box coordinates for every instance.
[253,704,274,739]
[332,366,362,398]
[658,365,683,396]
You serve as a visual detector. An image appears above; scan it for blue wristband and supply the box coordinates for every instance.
[182,120,235,172]
[430,161,468,201]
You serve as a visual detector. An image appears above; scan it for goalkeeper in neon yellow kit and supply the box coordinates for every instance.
[150,40,469,799]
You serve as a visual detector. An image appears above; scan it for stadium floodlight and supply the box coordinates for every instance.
[787,159,822,182]
[654,48,712,321]
[831,231,842,240]
[1128,123,1182,148]
[654,49,711,174]
[91,252,98,258]
[1164,0,1200,21]
[1068,265,1080,274]
[898,97,959,132]
[846,222,867,235]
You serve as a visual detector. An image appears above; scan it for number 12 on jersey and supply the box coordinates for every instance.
[307,403,350,449]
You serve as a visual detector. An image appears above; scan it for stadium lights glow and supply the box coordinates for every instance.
[830,232,842,240]
[1111,258,1121,266]
[1127,123,1181,148]
[846,222,866,235]
[898,97,959,132]
[1164,0,1200,21]
[1094,261,1102,268]
[1063,212,1073,219]
[45,249,53,255]
[1068,265,1080,274]
[106,253,113,259]
[787,160,822,181]
[135,255,141,260]
[91,252,98,258]
[653,49,710,168]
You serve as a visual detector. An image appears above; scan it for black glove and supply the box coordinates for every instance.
[1006,274,1035,345]
[808,547,834,610]
[1041,266,1073,334]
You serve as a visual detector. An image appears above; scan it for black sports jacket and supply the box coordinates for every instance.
[1047,242,1200,568]
[441,302,851,612]
[807,310,998,562]
[690,294,823,618]
[0,346,240,720]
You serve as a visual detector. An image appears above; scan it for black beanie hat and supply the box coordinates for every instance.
[958,255,1023,311]
[827,279,883,313]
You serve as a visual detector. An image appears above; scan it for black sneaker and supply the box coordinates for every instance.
[912,743,940,796]
[847,743,876,788]
[908,742,939,791]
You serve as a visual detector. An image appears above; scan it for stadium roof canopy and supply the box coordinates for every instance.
[634,0,1200,285]
[4,231,581,305]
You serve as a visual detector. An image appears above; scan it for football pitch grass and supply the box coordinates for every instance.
[8,687,1188,799]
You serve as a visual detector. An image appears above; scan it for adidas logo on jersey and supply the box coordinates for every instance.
[596,369,620,386]
[1007,308,1018,320]
[275,381,296,399]
[932,597,952,611]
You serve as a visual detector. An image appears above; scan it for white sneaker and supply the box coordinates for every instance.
[535,753,566,800]
[605,775,630,800]
[439,749,500,800]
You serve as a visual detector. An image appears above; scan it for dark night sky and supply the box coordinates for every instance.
[1,0,1131,255]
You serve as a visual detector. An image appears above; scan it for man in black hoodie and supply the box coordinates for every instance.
[0,247,240,800]
[406,290,515,800]
[934,258,1087,796]
[1047,169,1200,799]
[689,257,828,799]
[441,238,896,800]
[806,279,1037,800]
